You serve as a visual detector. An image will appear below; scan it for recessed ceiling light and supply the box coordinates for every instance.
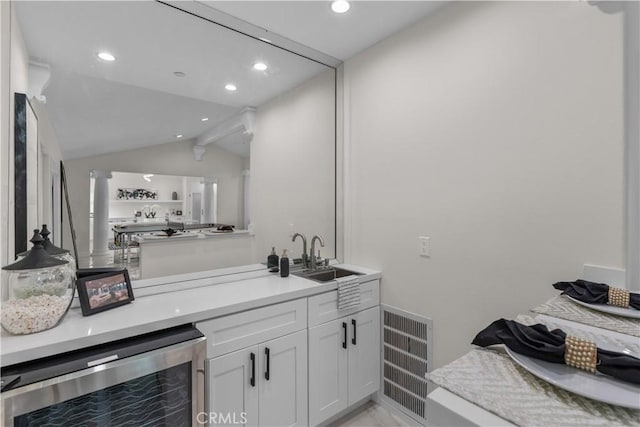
[225,84,237,92]
[97,51,116,62]
[253,62,268,71]
[174,71,186,77]
[331,0,350,14]
[176,134,183,139]
[201,117,209,122]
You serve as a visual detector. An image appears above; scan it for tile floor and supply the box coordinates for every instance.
[333,402,410,427]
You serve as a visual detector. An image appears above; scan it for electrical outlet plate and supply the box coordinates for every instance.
[419,236,430,257]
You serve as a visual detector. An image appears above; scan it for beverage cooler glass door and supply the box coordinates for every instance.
[2,330,206,426]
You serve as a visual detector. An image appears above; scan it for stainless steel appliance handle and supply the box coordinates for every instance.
[193,336,207,426]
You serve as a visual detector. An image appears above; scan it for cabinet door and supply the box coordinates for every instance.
[258,330,308,427]
[348,306,380,405]
[308,318,349,426]
[207,346,259,427]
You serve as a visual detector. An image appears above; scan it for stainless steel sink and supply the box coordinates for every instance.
[293,267,363,283]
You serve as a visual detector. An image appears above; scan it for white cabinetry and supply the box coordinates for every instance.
[208,347,258,426]
[199,277,381,427]
[347,307,380,405]
[308,318,348,423]
[308,280,381,426]
[258,331,307,427]
[198,301,308,427]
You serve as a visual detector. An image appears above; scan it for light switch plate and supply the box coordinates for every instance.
[419,236,430,257]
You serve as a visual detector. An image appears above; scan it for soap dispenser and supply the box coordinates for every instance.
[268,247,279,271]
[280,250,289,278]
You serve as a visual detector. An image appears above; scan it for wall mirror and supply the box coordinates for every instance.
[14,1,337,278]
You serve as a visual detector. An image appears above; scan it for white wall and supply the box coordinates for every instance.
[251,69,336,261]
[0,1,11,266]
[138,235,255,279]
[0,3,64,263]
[344,1,624,368]
[625,2,640,291]
[64,139,246,258]
[5,3,29,262]
[31,100,64,242]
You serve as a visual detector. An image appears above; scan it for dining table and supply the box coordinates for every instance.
[425,281,640,426]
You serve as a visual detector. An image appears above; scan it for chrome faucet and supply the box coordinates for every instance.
[292,232,308,268]
[310,235,325,271]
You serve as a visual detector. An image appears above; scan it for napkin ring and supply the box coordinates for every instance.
[564,336,597,373]
[608,286,630,308]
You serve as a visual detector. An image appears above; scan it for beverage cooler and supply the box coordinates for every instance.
[1,325,206,426]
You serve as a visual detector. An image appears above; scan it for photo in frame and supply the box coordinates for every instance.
[76,269,134,316]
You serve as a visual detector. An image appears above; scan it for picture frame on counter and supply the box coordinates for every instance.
[76,269,135,316]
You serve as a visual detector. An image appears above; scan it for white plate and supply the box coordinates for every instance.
[151,232,181,237]
[505,347,640,409]
[145,232,197,239]
[567,296,640,319]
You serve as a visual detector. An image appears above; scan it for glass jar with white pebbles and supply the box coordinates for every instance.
[2,231,75,334]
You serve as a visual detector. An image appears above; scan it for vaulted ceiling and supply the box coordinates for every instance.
[16,1,444,159]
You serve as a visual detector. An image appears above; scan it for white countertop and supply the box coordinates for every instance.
[0,263,380,366]
[135,229,251,244]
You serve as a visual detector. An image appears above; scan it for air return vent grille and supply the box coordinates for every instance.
[384,381,426,419]
[383,346,427,377]
[381,305,432,424]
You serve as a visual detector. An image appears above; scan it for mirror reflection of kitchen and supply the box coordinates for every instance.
[90,171,236,278]
[94,172,234,226]
[15,0,336,278]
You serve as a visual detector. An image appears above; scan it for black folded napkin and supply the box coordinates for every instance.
[472,319,640,385]
[162,228,178,237]
[553,279,640,310]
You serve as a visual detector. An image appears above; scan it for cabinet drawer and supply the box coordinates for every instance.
[308,279,380,327]
[197,299,307,358]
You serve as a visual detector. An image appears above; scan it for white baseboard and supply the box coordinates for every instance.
[317,395,373,427]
